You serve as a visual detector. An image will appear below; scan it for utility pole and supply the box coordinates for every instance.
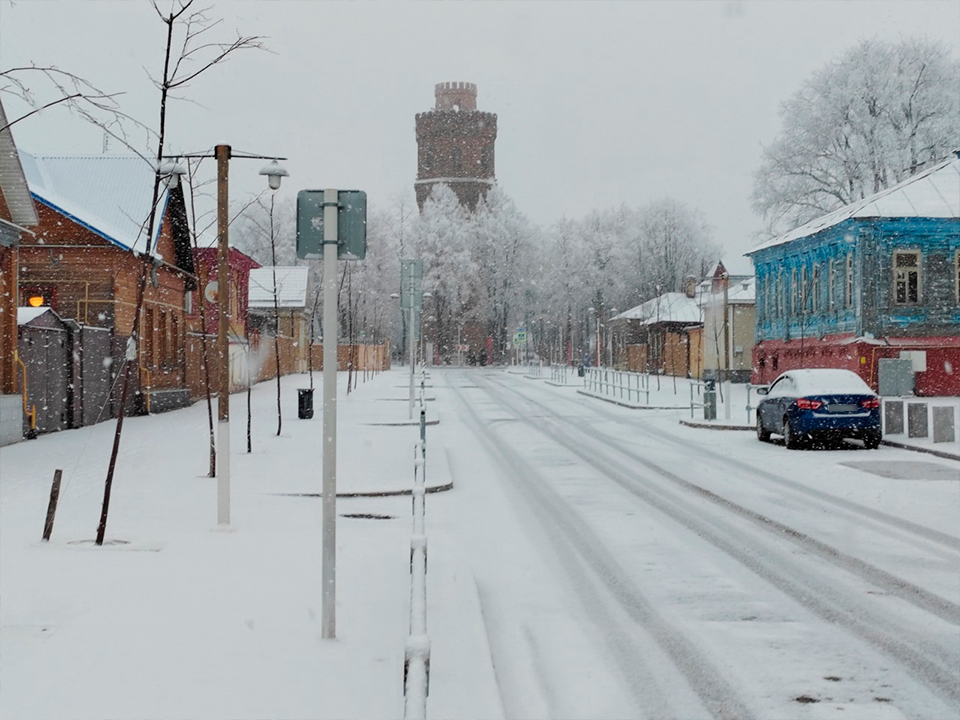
[216,144,231,525]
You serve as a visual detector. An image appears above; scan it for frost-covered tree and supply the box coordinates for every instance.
[473,187,537,363]
[412,184,476,360]
[753,38,960,237]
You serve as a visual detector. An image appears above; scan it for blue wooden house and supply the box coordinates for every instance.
[746,152,960,396]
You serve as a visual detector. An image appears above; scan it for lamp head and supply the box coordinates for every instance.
[159,160,186,189]
[259,159,289,191]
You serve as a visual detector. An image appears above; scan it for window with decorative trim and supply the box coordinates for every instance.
[893,250,921,304]
[800,265,808,313]
[845,253,853,308]
[778,269,784,317]
[812,264,820,313]
[828,258,835,310]
[791,268,797,315]
[955,250,959,304]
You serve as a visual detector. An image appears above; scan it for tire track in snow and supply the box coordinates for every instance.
[448,374,755,720]
[478,371,960,708]
[502,374,960,619]
[533,376,959,552]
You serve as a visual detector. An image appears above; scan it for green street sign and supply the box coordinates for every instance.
[296,189,367,260]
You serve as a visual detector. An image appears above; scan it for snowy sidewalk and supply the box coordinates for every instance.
[0,368,501,720]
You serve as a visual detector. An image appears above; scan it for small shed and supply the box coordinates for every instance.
[18,307,74,436]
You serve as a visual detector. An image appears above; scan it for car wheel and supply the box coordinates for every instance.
[783,417,803,449]
[756,415,771,442]
[863,430,882,450]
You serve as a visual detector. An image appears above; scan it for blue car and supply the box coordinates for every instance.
[755,368,882,449]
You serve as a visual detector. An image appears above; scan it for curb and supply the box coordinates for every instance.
[678,418,753,431]
[880,439,960,462]
[270,482,454,499]
[364,419,440,427]
[577,389,688,411]
[677,419,960,460]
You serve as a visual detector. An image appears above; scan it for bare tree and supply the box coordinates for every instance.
[90,0,265,544]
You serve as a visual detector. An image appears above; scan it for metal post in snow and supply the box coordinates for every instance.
[408,282,415,420]
[321,188,339,639]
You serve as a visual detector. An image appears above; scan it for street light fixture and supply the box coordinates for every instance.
[259,159,289,190]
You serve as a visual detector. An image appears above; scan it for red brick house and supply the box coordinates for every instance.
[18,152,196,416]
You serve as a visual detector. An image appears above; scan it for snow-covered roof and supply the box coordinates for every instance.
[17,306,57,326]
[707,256,753,278]
[0,101,39,228]
[611,292,701,325]
[19,152,169,254]
[749,153,960,255]
[248,266,309,308]
[702,276,756,305]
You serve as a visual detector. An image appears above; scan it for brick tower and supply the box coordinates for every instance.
[415,82,497,212]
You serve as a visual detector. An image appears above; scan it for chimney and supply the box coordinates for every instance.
[684,275,697,299]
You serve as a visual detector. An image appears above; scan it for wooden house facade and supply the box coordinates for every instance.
[747,153,960,395]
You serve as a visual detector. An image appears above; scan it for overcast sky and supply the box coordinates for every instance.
[3,0,959,259]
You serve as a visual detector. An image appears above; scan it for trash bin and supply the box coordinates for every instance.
[577,365,585,377]
[298,388,314,419]
[703,379,717,421]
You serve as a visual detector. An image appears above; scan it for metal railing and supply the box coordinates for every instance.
[583,367,651,405]
[689,380,707,418]
[404,410,430,719]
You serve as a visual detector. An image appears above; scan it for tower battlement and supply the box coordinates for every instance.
[435,82,477,111]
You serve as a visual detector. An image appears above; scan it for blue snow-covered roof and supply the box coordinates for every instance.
[19,152,169,254]
[748,153,960,255]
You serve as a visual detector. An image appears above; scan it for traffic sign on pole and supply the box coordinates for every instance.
[296,190,367,260]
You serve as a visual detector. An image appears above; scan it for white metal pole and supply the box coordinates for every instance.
[321,188,339,639]
[408,283,415,420]
[724,274,732,421]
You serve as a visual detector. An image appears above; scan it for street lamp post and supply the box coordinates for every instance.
[165,147,287,526]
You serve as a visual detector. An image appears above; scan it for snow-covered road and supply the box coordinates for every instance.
[433,368,959,719]
[2,366,957,720]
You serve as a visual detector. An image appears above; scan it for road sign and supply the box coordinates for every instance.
[296,189,367,260]
[513,330,527,346]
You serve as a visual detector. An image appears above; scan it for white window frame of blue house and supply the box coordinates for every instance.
[812,263,820,313]
[801,265,808,313]
[777,269,784,317]
[791,268,797,315]
[845,253,853,308]
[955,249,959,304]
[828,258,835,311]
[893,249,922,305]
